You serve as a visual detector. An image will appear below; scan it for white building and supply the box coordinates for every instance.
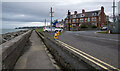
[118,1,120,16]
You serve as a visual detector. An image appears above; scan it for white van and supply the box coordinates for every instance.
[43,26,63,32]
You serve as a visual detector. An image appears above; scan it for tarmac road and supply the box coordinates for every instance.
[58,31,119,69]
[44,31,119,69]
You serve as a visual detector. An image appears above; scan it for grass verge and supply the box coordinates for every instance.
[35,28,43,32]
[97,31,107,34]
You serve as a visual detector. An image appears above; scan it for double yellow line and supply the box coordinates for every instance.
[56,40,119,71]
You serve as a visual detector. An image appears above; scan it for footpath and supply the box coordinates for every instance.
[14,30,55,69]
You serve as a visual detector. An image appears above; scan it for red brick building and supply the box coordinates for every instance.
[64,6,107,30]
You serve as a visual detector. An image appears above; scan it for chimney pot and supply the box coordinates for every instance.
[68,10,71,15]
[82,9,85,13]
[101,6,104,12]
[74,11,77,15]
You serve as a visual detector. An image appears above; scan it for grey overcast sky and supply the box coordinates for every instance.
[1,0,120,29]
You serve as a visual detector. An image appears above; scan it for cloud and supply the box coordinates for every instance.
[2,1,118,29]
[2,0,120,2]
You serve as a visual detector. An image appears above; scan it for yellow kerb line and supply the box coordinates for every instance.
[56,40,119,71]
[64,45,109,70]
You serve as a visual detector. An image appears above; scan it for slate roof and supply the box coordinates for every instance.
[65,10,101,19]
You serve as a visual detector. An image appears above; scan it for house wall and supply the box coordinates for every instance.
[98,7,107,27]
[65,6,107,29]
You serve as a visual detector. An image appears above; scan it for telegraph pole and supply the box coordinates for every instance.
[45,19,46,27]
[50,7,54,33]
[112,0,117,22]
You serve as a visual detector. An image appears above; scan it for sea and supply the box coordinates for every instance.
[0,29,27,34]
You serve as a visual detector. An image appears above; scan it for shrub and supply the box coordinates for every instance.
[80,24,88,28]
[92,25,97,28]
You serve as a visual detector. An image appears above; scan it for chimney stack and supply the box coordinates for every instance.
[74,11,77,15]
[68,10,71,15]
[101,6,104,12]
[82,9,85,13]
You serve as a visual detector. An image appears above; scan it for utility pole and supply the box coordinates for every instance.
[68,10,70,31]
[45,19,46,27]
[50,7,54,33]
[112,0,117,22]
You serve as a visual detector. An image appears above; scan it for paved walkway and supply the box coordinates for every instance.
[14,31,55,69]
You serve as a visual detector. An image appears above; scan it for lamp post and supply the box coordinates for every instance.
[50,7,54,33]
[45,19,46,27]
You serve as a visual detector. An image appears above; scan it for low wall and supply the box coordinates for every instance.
[36,31,95,70]
[0,30,32,70]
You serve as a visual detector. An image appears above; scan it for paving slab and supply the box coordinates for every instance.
[14,30,55,69]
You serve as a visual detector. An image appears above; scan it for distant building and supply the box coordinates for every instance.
[64,6,107,30]
[118,1,120,16]
[56,19,64,28]
[52,20,58,27]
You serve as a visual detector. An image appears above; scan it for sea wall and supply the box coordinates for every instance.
[0,30,32,70]
[1,30,28,44]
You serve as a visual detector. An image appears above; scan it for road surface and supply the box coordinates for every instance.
[45,31,119,69]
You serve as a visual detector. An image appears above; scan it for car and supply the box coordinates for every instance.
[55,28,63,32]
[101,27,107,31]
[43,26,63,32]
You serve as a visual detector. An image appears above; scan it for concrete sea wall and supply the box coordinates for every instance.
[0,30,32,70]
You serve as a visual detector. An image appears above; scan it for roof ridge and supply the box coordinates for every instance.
[70,10,101,15]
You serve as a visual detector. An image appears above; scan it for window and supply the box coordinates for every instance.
[92,13,97,16]
[73,19,75,23]
[88,18,90,22]
[77,19,79,23]
[81,14,85,17]
[92,23,97,26]
[72,24,76,27]
[92,17,96,21]
[66,20,68,23]
[99,17,101,21]
[80,18,84,22]
[73,15,76,18]
[85,18,87,22]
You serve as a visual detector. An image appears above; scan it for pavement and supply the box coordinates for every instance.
[14,30,55,69]
[44,31,119,68]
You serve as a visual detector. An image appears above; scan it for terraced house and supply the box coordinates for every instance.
[65,6,107,30]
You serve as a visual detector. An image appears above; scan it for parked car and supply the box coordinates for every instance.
[101,27,107,31]
[43,26,63,32]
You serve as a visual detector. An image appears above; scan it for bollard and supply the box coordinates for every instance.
[108,30,111,34]
[57,31,59,35]
[61,30,63,33]
[54,33,58,39]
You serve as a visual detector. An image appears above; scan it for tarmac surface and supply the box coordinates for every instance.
[45,31,119,69]
[14,31,55,69]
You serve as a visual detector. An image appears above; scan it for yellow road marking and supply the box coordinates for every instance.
[56,40,119,71]
[64,45,109,70]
